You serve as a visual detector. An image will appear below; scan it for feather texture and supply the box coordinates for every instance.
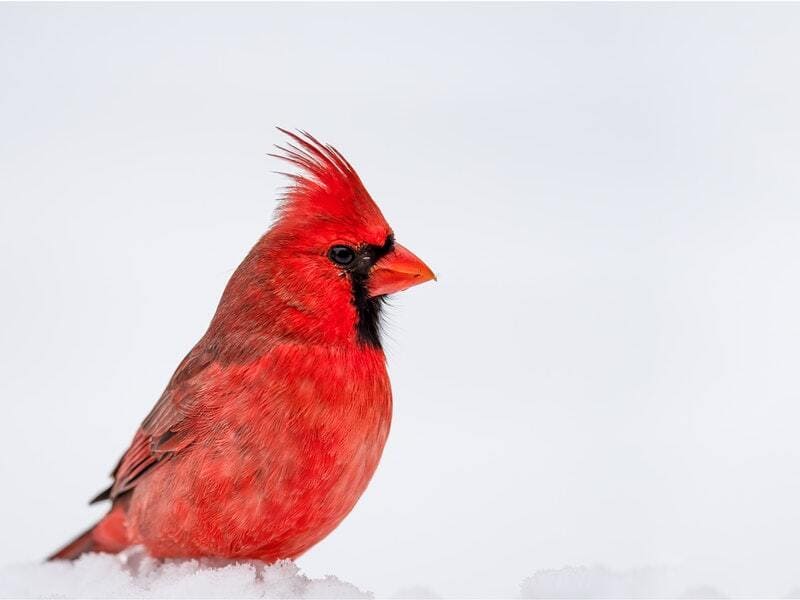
[50,129,433,563]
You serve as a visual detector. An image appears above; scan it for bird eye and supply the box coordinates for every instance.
[328,245,356,266]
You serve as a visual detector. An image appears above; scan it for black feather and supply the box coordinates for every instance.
[345,235,395,348]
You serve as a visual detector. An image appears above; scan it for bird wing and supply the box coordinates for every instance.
[90,347,217,504]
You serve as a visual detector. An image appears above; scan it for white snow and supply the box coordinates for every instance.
[4,556,798,599]
[0,549,371,599]
[389,586,441,599]
[520,565,729,599]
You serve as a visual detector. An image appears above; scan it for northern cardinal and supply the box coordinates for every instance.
[49,130,435,562]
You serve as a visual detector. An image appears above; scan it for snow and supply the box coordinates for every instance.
[0,549,370,599]
[3,556,797,599]
[521,565,728,599]
[389,586,441,599]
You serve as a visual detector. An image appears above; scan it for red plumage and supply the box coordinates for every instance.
[50,130,435,562]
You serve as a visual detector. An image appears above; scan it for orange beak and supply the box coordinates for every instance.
[368,243,436,298]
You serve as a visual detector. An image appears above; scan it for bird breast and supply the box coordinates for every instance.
[128,343,393,561]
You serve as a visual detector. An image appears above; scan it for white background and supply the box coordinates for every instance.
[2,3,800,597]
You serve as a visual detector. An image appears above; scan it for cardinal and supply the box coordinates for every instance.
[49,129,435,562]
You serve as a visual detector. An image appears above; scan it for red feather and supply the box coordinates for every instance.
[50,130,433,562]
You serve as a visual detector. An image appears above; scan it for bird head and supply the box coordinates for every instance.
[216,129,435,350]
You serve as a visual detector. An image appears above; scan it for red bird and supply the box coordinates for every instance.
[50,130,435,562]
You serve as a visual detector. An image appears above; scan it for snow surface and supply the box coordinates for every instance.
[0,549,370,599]
[521,565,729,599]
[3,556,797,599]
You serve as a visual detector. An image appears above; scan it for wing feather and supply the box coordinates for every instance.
[93,347,216,502]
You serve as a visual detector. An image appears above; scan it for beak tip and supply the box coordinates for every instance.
[367,243,436,297]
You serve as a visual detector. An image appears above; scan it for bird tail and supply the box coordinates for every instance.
[48,503,130,561]
[48,524,99,561]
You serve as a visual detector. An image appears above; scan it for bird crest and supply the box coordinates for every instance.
[270,128,387,227]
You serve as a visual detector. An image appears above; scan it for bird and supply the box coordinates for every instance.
[49,129,435,562]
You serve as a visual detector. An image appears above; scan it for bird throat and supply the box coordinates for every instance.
[350,272,385,349]
[346,236,394,349]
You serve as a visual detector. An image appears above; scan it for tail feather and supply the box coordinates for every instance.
[47,524,99,561]
[48,503,131,561]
